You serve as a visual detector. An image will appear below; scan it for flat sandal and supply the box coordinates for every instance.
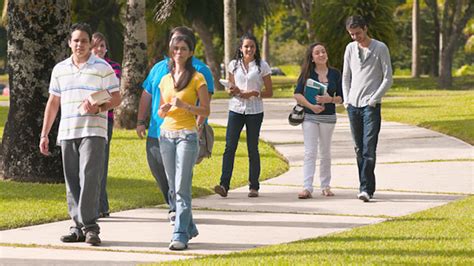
[298,189,312,199]
[321,188,335,197]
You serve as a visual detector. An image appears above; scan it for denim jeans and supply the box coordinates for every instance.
[347,104,381,196]
[146,137,175,212]
[220,111,264,191]
[61,137,106,234]
[159,131,199,244]
[98,119,113,215]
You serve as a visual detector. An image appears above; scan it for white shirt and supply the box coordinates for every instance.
[227,59,271,114]
[49,54,120,143]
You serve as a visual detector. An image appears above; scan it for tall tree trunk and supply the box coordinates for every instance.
[411,0,420,78]
[438,0,473,88]
[262,22,270,65]
[1,0,70,182]
[192,19,223,91]
[115,0,147,128]
[223,0,236,79]
[425,0,440,77]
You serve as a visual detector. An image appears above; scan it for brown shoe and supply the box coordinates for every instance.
[214,185,228,197]
[248,189,259,197]
[298,189,312,199]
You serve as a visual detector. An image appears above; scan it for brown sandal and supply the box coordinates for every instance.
[321,188,335,197]
[298,189,312,199]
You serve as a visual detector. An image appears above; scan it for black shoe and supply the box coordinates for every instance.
[60,232,85,243]
[214,185,228,197]
[99,212,110,218]
[85,231,101,245]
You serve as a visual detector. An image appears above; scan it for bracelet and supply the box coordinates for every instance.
[137,119,146,126]
[40,135,48,139]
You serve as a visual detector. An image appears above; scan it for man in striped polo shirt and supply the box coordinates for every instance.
[39,23,121,245]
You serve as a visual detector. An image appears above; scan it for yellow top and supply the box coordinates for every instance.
[159,72,206,130]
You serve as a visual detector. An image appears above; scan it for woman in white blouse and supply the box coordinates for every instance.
[214,33,273,198]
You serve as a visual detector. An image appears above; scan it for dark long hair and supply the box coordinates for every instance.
[297,42,329,86]
[168,35,196,91]
[232,33,262,74]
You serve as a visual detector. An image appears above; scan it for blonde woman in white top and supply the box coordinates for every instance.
[214,33,273,198]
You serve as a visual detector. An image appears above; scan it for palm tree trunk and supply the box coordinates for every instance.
[223,0,236,79]
[411,0,420,78]
[192,19,223,90]
[115,0,147,128]
[425,0,440,77]
[262,23,270,65]
[2,0,70,182]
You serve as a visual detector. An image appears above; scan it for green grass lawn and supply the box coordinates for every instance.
[383,89,473,145]
[383,76,474,145]
[161,195,473,265]
[0,124,288,229]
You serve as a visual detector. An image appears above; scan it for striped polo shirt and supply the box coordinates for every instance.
[49,54,120,143]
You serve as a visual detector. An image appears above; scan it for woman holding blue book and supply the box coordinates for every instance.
[294,42,343,199]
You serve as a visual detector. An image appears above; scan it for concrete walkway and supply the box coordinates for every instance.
[1,98,472,265]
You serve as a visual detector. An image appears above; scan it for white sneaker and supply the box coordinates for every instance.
[357,191,370,202]
[168,211,176,226]
[169,240,187,250]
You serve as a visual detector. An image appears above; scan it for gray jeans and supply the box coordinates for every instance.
[61,137,106,234]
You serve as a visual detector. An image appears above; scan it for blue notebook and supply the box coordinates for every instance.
[304,78,327,104]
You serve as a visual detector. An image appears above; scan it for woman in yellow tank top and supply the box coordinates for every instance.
[158,35,210,251]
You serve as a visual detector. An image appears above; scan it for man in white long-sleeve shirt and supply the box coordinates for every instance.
[342,15,393,202]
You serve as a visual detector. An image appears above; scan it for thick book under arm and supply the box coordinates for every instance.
[88,90,112,105]
[78,90,112,115]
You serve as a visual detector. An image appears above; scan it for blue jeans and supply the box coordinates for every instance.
[99,119,113,215]
[146,137,175,212]
[347,104,381,196]
[160,131,199,244]
[220,111,264,191]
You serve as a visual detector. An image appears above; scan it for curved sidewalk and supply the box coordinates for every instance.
[1,98,472,265]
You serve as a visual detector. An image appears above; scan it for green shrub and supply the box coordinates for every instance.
[394,68,411,76]
[454,64,474,76]
[277,65,300,77]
